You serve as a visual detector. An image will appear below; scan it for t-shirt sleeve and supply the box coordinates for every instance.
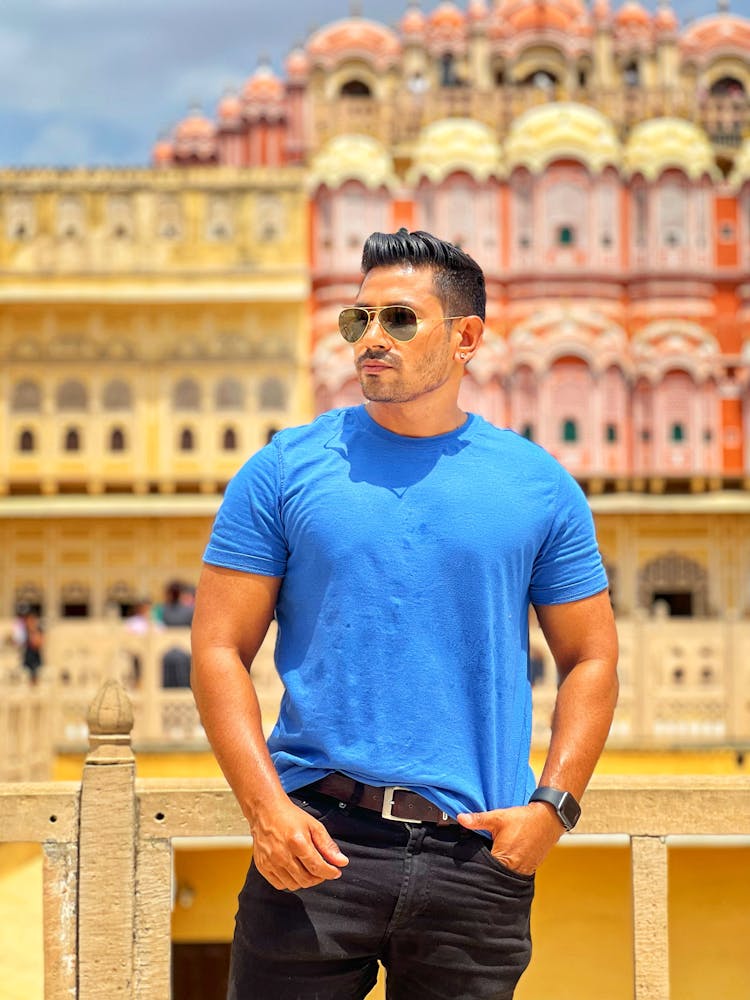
[529,464,608,606]
[202,441,288,577]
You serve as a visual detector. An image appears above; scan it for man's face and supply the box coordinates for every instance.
[352,265,458,405]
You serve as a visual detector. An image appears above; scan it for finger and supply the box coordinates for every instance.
[456,811,500,831]
[310,823,349,867]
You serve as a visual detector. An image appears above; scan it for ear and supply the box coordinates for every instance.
[453,315,484,365]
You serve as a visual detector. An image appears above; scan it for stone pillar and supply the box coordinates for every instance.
[631,835,670,999]
[78,680,136,1000]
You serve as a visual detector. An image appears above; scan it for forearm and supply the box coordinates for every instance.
[191,649,288,825]
[538,657,619,799]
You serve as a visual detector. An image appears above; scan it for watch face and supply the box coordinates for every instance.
[559,791,581,830]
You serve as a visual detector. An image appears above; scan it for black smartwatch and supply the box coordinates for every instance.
[529,786,581,831]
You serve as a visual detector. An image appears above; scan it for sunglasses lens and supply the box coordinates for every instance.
[338,308,369,343]
[379,306,418,341]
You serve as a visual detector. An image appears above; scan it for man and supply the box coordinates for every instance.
[191,229,619,999]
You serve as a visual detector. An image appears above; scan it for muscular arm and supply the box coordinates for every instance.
[458,589,618,873]
[191,564,348,890]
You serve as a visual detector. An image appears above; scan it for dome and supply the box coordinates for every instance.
[614,1,651,30]
[681,14,750,60]
[151,138,174,167]
[407,118,504,185]
[428,2,465,31]
[623,118,719,181]
[467,0,489,22]
[309,134,397,191]
[654,1,678,33]
[285,47,310,80]
[174,110,216,143]
[505,103,620,174]
[592,0,611,23]
[217,90,242,124]
[307,18,401,67]
[494,0,589,33]
[400,2,426,36]
[242,63,284,104]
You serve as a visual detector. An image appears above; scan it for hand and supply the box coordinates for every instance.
[456,802,564,876]
[249,797,349,892]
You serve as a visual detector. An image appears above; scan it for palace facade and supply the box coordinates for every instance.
[2,0,750,622]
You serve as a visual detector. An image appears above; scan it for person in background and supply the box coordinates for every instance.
[20,609,44,685]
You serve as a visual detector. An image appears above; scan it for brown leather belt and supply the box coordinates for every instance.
[307,772,457,826]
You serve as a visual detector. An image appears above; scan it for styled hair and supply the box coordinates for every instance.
[360,228,486,321]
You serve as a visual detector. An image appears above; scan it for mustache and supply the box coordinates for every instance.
[356,349,399,366]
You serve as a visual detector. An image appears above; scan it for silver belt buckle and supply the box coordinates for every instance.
[381,786,419,823]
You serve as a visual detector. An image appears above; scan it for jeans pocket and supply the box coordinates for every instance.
[288,790,341,825]
[477,844,536,885]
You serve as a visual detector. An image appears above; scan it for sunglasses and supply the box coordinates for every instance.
[338,305,464,343]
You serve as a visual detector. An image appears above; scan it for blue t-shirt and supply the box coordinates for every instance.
[203,405,608,819]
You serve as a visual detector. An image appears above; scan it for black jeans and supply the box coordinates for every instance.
[228,789,534,1000]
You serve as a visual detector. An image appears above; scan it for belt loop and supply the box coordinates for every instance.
[346,780,365,813]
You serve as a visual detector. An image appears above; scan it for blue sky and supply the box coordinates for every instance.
[1,0,747,168]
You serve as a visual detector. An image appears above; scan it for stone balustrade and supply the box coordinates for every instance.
[1,681,749,999]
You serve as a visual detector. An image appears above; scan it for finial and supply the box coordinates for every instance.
[350,0,363,16]
[86,680,134,761]
[718,0,730,11]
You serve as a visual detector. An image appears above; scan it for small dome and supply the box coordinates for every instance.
[428,2,466,31]
[217,90,242,123]
[152,138,174,167]
[242,63,284,104]
[400,2,426,36]
[654,1,678,33]
[506,102,620,174]
[615,1,651,29]
[467,0,489,21]
[593,0,611,22]
[285,46,310,79]
[623,118,719,181]
[407,118,504,184]
[174,110,216,142]
[307,18,401,66]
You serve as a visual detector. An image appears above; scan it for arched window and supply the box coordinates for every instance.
[557,225,576,246]
[109,427,126,452]
[340,79,371,98]
[670,422,685,443]
[265,426,280,444]
[11,380,42,412]
[624,61,639,87]
[102,380,133,410]
[521,423,534,441]
[222,427,238,451]
[709,76,746,99]
[562,419,578,443]
[18,428,35,452]
[179,427,195,451]
[173,378,201,411]
[56,379,88,411]
[215,378,245,410]
[605,423,618,444]
[259,378,287,411]
[64,427,81,451]
[440,53,459,88]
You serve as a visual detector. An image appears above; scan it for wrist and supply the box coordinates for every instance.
[529,786,581,831]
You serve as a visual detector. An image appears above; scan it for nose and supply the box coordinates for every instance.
[359,312,391,348]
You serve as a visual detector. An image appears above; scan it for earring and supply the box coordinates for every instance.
[460,352,466,360]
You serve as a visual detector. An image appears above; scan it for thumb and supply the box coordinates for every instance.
[310,823,349,867]
[457,810,500,833]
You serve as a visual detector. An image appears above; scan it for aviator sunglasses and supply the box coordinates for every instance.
[338,305,465,344]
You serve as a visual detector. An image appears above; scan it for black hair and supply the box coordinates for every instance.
[360,228,486,321]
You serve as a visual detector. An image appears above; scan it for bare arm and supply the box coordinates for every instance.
[191,564,348,890]
[458,589,618,873]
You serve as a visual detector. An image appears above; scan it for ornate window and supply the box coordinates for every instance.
[109,427,126,452]
[179,427,195,451]
[18,428,35,452]
[57,380,88,411]
[670,422,685,443]
[222,427,238,451]
[215,377,245,410]
[11,380,42,412]
[259,378,287,411]
[606,424,618,443]
[64,427,81,451]
[102,380,133,410]
[340,79,371,97]
[173,378,201,411]
[562,419,579,443]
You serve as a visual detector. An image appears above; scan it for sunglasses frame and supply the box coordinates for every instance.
[338,305,465,344]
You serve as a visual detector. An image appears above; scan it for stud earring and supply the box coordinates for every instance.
[460,352,466,360]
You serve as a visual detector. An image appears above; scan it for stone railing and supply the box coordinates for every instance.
[1,681,749,999]
[3,613,750,783]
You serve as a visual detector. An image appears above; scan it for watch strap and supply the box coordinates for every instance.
[529,786,581,831]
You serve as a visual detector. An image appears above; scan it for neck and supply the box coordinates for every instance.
[365,399,466,437]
